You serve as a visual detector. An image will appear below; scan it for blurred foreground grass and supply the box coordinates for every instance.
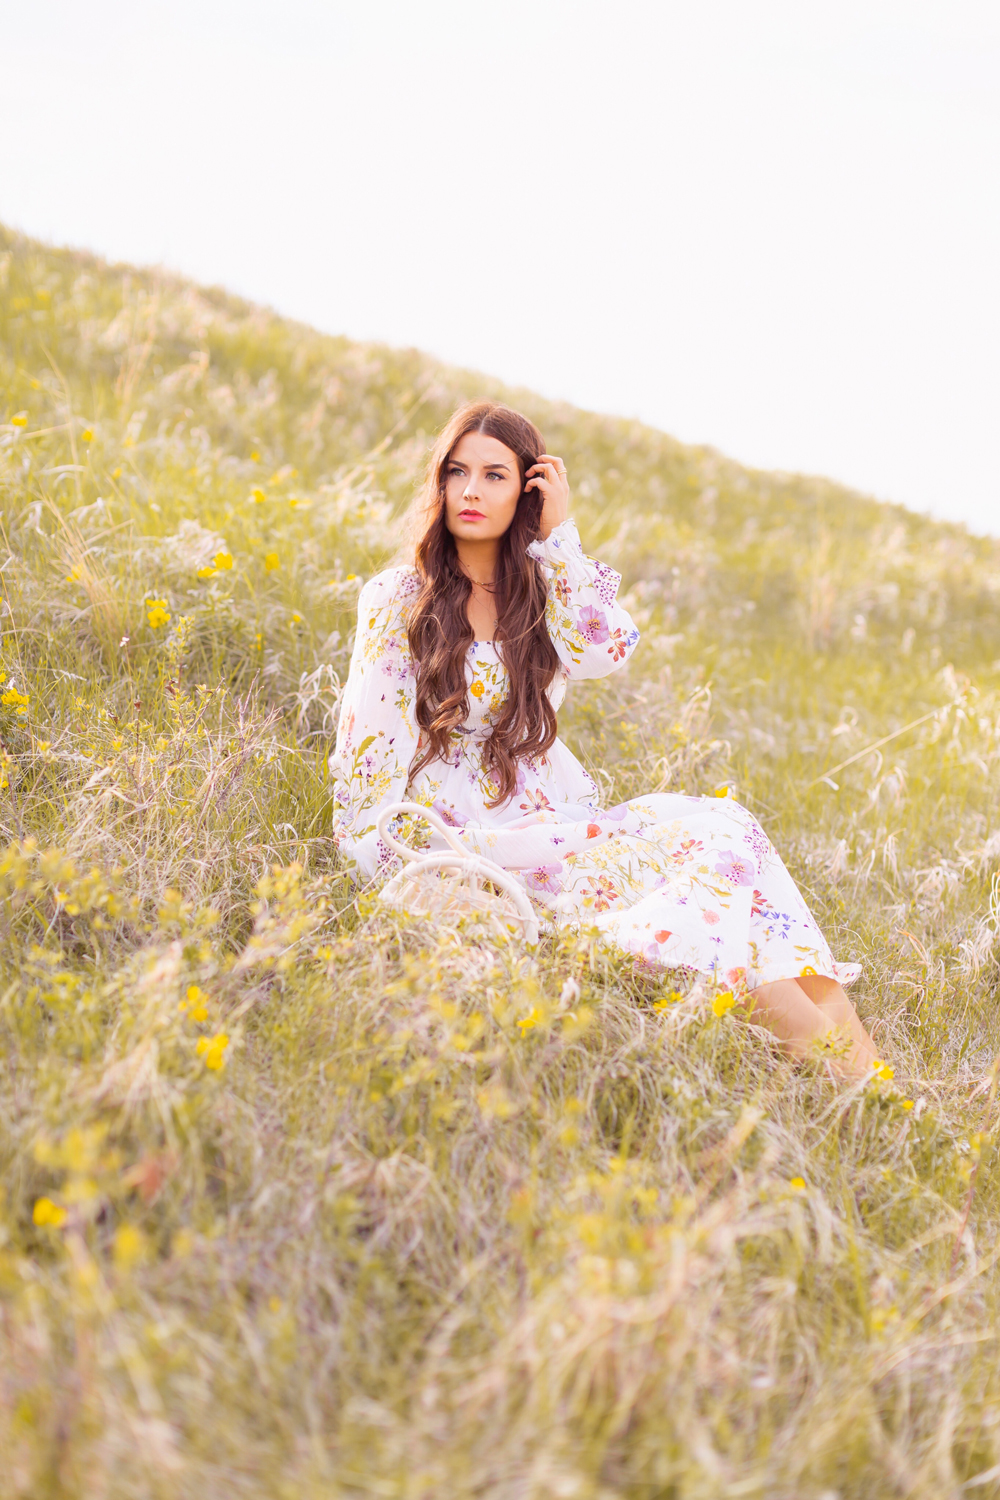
[2,225,1000,1498]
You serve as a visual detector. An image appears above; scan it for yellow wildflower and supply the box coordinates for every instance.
[264,552,280,572]
[11,412,28,427]
[901,1099,914,1110]
[652,989,683,1012]
[789,1177,806,1192]
[113,1223,147,1269]
[66,565,82,582]
[712,989,736,1016]
[81,428,93,442]
[714,785,732,798]
[196,1032,229,1070]
[213,551,233,570]
[1,686,30,715]
[251,487,266,503]
[250,450,261,462]
[180,985,209,1023]
[146,599,171,629]
[33,1196,67,1227]
[196,565,218,580]
[289,612,303,627]
[112,467,122,478]
[517,1007,541,1034]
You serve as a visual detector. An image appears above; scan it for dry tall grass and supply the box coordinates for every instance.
[2,224,1000,1498]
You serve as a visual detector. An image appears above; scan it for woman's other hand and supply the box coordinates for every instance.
[525,454,570,540]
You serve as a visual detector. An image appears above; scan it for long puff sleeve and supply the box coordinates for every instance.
[527,519,640,680]
[329,567,421,881]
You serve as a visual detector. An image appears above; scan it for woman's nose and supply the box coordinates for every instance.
[463,476,480,501]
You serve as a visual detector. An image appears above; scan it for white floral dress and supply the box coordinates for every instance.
[330,520,859,994]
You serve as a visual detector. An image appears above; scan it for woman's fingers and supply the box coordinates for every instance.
[527,455,568,478]
[525,462,568,493]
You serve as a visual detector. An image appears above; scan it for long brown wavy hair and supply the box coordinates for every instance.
[406,401,560,806]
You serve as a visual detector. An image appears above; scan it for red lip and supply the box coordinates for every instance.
[458,509,485,520]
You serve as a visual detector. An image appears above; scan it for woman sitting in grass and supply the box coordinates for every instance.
[330,401,877,1079]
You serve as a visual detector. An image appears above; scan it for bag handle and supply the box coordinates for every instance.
[376,800,469,863]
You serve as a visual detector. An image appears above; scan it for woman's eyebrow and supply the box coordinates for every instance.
[485,461,510,471]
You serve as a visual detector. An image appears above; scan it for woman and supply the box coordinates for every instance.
[330,402,877,1078]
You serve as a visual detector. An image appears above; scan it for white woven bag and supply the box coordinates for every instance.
[375,801,539,945]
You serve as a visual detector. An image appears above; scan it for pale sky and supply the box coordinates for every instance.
[2,0,998,534]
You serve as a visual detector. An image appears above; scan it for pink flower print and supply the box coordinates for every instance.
[584,875,619,912]
[668,837,704,868]
[554,576,571,606]
[702,909,720,925]
[576,605,610,644]
[524,863,563,894]
[714,851,756,886]
[607,628,628,662]
[519,787,553,813]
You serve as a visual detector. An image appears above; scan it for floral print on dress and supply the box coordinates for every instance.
[329,519,860,993]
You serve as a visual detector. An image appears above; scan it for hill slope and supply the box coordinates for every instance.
[2,224,1000,1497]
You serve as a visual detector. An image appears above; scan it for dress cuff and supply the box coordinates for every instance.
[527,519,623,605]
[527,518,585,568]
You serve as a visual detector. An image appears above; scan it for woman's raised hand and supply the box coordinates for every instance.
[525,454,570,540]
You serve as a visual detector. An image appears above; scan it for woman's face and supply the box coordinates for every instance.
[443,431,523,544]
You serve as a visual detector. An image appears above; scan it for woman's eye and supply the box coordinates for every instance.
[487,471,504,481]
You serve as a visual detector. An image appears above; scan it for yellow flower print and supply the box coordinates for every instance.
[470,681,485,698]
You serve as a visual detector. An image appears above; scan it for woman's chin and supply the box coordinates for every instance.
[448,521,503,542]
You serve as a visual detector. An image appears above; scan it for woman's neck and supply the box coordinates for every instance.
[454,536,500,588]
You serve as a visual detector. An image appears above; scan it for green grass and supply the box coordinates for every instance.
[2,222,1000,1498]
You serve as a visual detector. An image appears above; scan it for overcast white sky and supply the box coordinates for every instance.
[2,1,998,534]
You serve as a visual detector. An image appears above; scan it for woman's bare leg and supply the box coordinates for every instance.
[746,978,873,1080]
[796,975,878,1066]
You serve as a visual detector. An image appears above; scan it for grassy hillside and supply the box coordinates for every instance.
[2,222,1000,1498]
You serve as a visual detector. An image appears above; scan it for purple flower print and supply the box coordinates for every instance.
[432,800,467,828]
[576,605,610,644]
[714,851,756,886]
[524,863,563,894]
